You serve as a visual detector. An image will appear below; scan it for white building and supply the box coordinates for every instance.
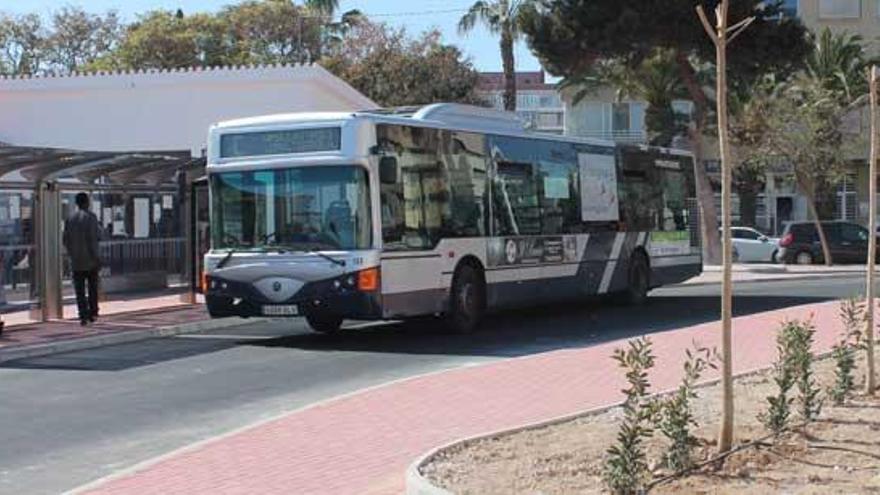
[478,71,565,134]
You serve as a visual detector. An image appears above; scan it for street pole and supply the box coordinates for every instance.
[697,0,753,454]
[867,65,877,395]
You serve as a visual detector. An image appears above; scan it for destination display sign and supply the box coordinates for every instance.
[220,127,341,158]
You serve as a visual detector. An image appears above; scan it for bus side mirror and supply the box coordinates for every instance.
[379,156,399,184]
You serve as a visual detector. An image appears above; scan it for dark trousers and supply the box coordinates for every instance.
[73,269,99,321]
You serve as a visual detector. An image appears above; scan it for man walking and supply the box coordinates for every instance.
[63,193,101,326]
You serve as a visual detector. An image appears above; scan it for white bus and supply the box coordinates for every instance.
[203,104,702,333]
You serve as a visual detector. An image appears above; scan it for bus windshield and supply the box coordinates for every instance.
[211,165,372,251]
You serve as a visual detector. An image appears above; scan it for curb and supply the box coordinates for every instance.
[0,316,269,364]
[404,359,815,495]
[680,271,864,287]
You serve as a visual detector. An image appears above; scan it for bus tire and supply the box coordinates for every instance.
[625,252,650,306]
[206,295,235,318]
[305,311,343,334]
[447,263,486,333]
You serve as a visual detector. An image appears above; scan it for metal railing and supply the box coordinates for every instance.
[54,237,185,278]
[96,237,185,277]
[580,130,648,143]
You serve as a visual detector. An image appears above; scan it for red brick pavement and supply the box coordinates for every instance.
[80,301,845,495]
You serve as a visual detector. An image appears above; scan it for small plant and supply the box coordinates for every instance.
[658,344,718,473]
[790,319,823,422]
[829,298,863,405]
[760,321,797,435]
[603,337,657,495]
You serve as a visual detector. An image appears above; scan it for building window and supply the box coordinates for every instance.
[582,102,607,134]
[539,94,561,108]
[537,112,564,128]
[836,174,857,221]
[517,94,540,109]
[612,103,631,132]
[672,100,693,121]
[819,0,861,18]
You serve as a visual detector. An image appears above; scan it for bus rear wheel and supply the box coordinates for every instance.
[625,253,650,306]
[447,264,486,333]
[305,311,343,334]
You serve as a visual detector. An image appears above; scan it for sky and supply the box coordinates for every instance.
[0,0,545,73]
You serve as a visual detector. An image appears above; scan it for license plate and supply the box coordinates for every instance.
[262,305,299,316]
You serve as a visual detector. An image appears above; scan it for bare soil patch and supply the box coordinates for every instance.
[422,353,880,494]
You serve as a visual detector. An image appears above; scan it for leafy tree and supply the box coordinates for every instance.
[521,0,811,264]
[303,0,339,16]
[322,21,481,107]
[106,10,232,70]
[458,0,531,111]
[219,0,322,64]
[735,30,873,264]
[44,6,121,74]
[752,77,852,264]
[0,12,46,76]
[729,76,778,228]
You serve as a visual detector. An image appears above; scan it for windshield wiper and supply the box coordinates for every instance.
[309,247,346,267]
[217,248,237,269]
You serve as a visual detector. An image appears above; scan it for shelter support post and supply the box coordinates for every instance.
[180,167,196,304]
[36,181,63,321]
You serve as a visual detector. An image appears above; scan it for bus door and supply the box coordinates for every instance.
[379,165,446,318]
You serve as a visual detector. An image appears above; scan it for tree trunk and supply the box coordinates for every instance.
[737,187,757,227]
[712,2,735,454]
[866,65,877,395]
[800,176,834,266]
[500,29,516,112]
[676,51,721,264]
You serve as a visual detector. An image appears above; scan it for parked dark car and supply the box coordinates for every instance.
[778,221,879,265]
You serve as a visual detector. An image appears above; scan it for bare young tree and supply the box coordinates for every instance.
[867,65,877,395]
[696,0,754,454]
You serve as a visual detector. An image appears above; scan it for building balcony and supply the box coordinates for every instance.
[577,129,648,143]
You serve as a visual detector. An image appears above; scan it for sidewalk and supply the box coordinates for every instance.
[684,263,871,285]
[73,300,846,495]
[0,293,255,364]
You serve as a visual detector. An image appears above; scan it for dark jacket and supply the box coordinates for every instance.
[63,209,101,272]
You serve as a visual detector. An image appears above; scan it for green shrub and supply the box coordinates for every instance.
[603,337,657,495]
[829,298,863,405]
[790,319,823,422]
[759,321,797,435]
[760,319,823,435]
[658,345,717,472]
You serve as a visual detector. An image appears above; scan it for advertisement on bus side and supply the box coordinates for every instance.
[487,236,578,267]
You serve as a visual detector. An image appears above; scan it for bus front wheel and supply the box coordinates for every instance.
[305,311,343,334]
[447,264,486,333]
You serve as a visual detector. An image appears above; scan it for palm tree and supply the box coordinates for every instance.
[563,49,690,147]
[458,1,530,111]
[304,0,338,16]
[806,28,871,104]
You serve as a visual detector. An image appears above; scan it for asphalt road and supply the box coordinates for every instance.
[0,275,867,494]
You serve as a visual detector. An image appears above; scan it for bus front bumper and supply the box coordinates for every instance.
[204,274,383,320]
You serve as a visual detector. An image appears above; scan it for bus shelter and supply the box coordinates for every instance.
[0,64,376,321]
